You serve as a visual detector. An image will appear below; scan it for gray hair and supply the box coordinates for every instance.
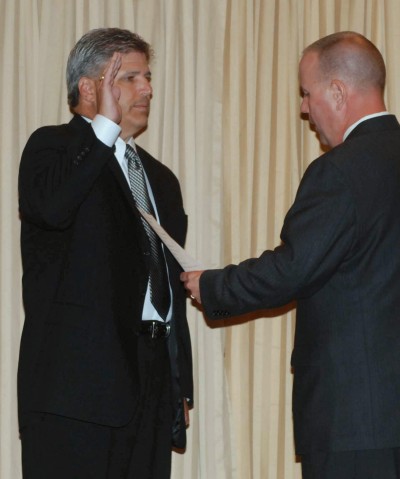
[66,28,154,108]
[303,31,386,92]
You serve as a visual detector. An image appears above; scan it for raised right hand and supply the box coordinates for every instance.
[97,52,122,124]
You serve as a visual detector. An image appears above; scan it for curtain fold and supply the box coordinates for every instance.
[2,1,400,477]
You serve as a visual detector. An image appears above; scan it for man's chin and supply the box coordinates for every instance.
[316,133,333,151]
[132,124,149,138]
[318,135,328,146]
[121,118,149,139]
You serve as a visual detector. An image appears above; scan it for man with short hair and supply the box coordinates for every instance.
[182,31,400,478]
[19,28,193,478]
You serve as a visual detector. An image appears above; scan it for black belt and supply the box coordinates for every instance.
[139,320,171,339]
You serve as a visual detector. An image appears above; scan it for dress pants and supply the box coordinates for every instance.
[301,448,400,479]
[21,333,173,479]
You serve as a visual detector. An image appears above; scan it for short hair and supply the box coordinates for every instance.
[66,28,154,108]
[303,31,386,92]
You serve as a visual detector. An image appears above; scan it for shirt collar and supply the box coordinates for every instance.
[343,111,389,141]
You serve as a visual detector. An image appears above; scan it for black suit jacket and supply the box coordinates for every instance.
[18,115,193,442]
[201,115,400,454]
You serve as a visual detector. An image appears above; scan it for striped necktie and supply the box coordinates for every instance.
[125,144,170,320]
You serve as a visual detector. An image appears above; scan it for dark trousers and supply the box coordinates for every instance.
[301,448,400,479]
[21,334,173,479]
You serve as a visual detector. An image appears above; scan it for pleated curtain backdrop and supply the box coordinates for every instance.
[2,1,400,477]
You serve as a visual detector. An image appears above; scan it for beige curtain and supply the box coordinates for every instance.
[2,1,400,477]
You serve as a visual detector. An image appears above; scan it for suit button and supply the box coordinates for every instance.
[144,251,150,256]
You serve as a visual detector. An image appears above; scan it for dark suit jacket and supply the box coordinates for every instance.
[18,115,193,444]
[200,115,400,454]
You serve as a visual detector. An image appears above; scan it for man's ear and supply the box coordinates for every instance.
[78,77,97,104]
[330,79,346,110]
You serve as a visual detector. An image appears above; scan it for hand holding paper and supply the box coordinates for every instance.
[180,270,203,304]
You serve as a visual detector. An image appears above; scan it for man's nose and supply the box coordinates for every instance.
[140,79,153,97]
[300,97,309,114]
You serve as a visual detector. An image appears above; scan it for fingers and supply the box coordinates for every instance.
[183,398,190,427]
[180,271,202,282]
[180,271,203,304]
[180,272,188,282]
[97,52,122,124]
[99,52,122,85]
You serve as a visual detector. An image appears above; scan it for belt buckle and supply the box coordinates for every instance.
[150,321,170,339]
[164,322,171,338]
[150,321,158,339]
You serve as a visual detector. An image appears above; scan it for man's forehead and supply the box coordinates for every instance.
[119,51,149,67]
[300,51,319,69]
[299,52,320,80]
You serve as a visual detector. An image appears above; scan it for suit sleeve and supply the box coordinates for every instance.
[19,121,115,230]
[200,157,357,318]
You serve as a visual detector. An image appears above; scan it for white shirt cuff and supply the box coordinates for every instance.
[91,114,121,147]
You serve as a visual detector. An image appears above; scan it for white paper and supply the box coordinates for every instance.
[139,209,205,272]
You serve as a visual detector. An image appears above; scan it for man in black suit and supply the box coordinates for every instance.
[182,32,400,478]
[18,28,193,478]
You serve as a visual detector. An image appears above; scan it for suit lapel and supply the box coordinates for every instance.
[107,155,143,221]
[107,150,155,253]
